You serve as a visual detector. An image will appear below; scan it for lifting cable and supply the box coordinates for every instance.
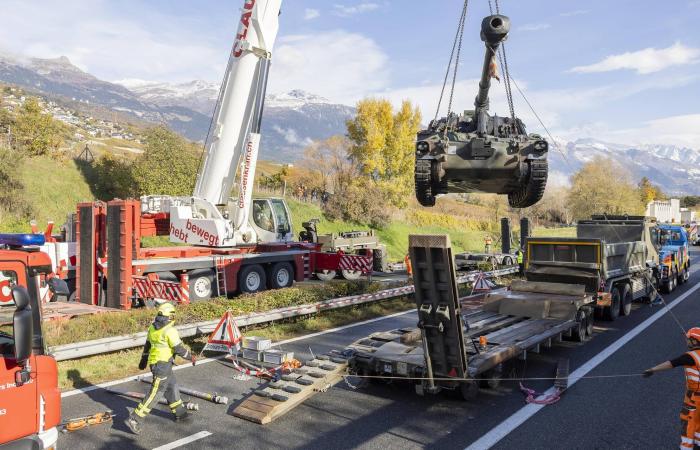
[488,0,516,125]
[434,0,470,121]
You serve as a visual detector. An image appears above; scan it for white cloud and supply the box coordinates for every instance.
[273,125,313,146]
[570,42,700,75]
[304,8,320,20]
[517,23,551,32]
[560,9,589,17]
[268,31,389,105]
[0,0,223,82]
[589,114,700,149]
[333,3,380,17]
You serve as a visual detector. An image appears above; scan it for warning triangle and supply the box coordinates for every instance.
[203,311,242,354]
[472,274,494,292]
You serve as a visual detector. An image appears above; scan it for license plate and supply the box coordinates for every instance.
[383,363,393,374]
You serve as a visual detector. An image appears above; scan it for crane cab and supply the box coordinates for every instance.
[250,198,293,243]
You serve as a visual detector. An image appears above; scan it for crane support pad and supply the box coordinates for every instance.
[232,355,348,425]
[409,235,468,378]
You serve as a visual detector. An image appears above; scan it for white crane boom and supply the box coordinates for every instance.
[165,0,285,247]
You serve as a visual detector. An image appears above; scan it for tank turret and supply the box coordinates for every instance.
[413,14,548,209]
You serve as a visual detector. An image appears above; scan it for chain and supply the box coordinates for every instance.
[488,0,517,129]
[447,0,469,117]
[434,0,469,121]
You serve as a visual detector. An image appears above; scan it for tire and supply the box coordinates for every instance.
[479,368,502,389]
[315,270,337,282]
[68,290,77,302]
[620,284,632,317]
[239,265,266,294]
[502,256,513,266]
[341,270,362,281]
[372,248,386,272]
[571,309,587,342]
[680,266,689,284]
[584,308,594,337]
[507,159,548,209]
[488,257,498,268]
[188,269,217,301]
[604,287,620,321]
[268,262,294,289]
[662,271,673,294]
[460,381,479,401]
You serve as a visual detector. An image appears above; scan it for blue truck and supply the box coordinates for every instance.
[658,224,690,293]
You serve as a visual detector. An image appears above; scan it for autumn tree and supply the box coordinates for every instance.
[132,126,200,196]
[346,98,422,208]
[637,176,665,204]
[12,98,66,156]
[298,135,354,193]
[567,157,644,220]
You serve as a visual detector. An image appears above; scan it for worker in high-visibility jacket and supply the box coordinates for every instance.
[484,235,493,254]
[644,327,700,449]
[125,302,196,435]
[516,248,524,274]
[405,253,413,282]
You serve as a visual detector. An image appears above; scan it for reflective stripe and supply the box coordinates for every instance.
[682,436,693,444]
[687,375,700,382]
[687,368,700,376]
[136,376,163,416]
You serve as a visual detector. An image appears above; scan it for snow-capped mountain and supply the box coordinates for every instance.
[116,79,219,115]
[548,138,700,195]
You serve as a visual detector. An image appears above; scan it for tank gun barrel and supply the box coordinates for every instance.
[475,15,510,134]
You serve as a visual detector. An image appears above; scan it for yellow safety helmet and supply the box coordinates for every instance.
[157,302,176,318]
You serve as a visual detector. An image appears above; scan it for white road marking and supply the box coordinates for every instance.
[465,281,700,450]
[61,308,416,398]
[152,430,212,450]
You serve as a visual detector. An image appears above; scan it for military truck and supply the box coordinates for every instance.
[414,15,548,208]
[525,215,660,320]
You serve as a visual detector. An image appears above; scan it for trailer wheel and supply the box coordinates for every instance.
[620,284,632,316]
[239,265,267,294]
[188,269,217,301]
[479,368,502,389]
[268,262,294,289]
[584,308,594,337]
[316,270,337,282]
[460,381,479,401]
[502,256,513,266]
[341,270,362,281]
[571,309,587,342]
[372,248,386,272]
[603,287,621,321]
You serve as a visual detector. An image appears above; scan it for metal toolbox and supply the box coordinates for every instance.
[242,348,263,361]
[263,350,294,365]
[242,336,272,351]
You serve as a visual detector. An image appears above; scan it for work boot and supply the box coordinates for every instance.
[174,408,190,422]
[125,413,142,435]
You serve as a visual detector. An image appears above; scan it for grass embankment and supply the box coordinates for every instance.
[532,226,576,238]
[58,297,415,390]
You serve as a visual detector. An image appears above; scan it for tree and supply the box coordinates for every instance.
[346,99,422,208]
[12,98,66,156]
[0,145,32,220]
[298,135,354,194]
[567,157,644,220]
[132,126,200,196]
[92,154,136,199]
[638,176,665,204]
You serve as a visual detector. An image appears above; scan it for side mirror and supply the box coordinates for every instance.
[12,286,33,365]
[277,224,290,235]
[48,277,70,300]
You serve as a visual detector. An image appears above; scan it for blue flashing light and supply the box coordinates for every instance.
[0,233,46,247]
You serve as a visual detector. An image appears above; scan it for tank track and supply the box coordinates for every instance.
[508,159,548,208]
[415,159,436,207]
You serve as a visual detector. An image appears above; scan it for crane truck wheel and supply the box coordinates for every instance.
[239,265,267,294]
[341,270,362,281]
[188,270,217,301]
[502,256,513,266]
[315,270,337,282]
[603,287,621,321]
[620,284,632,316]
[268,262,294,289]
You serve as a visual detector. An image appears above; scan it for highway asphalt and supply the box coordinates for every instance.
[58,248,700,449]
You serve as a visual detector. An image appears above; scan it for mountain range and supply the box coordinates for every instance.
[0,54,698,195]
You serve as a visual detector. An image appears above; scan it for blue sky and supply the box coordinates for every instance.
[1,0,699,148]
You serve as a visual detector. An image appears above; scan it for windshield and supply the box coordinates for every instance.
[271,199,291,235]
[660,228,685,246]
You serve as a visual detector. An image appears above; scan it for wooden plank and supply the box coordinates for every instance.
[465,316,523,337]
[482,318,542,343]
[232,358,348,425]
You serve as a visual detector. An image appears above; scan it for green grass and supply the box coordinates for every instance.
[58,297,415,390]
[532,226,577,238]
[0,157,95,232]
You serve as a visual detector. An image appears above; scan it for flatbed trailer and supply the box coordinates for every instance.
[347,234,594,399]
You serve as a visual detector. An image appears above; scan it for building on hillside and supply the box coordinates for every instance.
[645,199,681,223]
[681,208,697,224]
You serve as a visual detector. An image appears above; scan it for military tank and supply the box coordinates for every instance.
[414,14,549,208]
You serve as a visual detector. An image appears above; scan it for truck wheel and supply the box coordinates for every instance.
[316,270,337,282]
[502,256,513,266]
[341,270,362,281]
[680,267,689,284]
[239,265,266,294]
[620,284,632,317]
[268,262,294,289]
[571,309,587,342]
[584,308,594,337]
[188,269,217,301]
[603,287,620,321]
[460,381,479,401]
[662,275,673,294]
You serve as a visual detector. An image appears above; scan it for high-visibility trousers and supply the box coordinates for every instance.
[680,390,700,449]
[134,361,185,419]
